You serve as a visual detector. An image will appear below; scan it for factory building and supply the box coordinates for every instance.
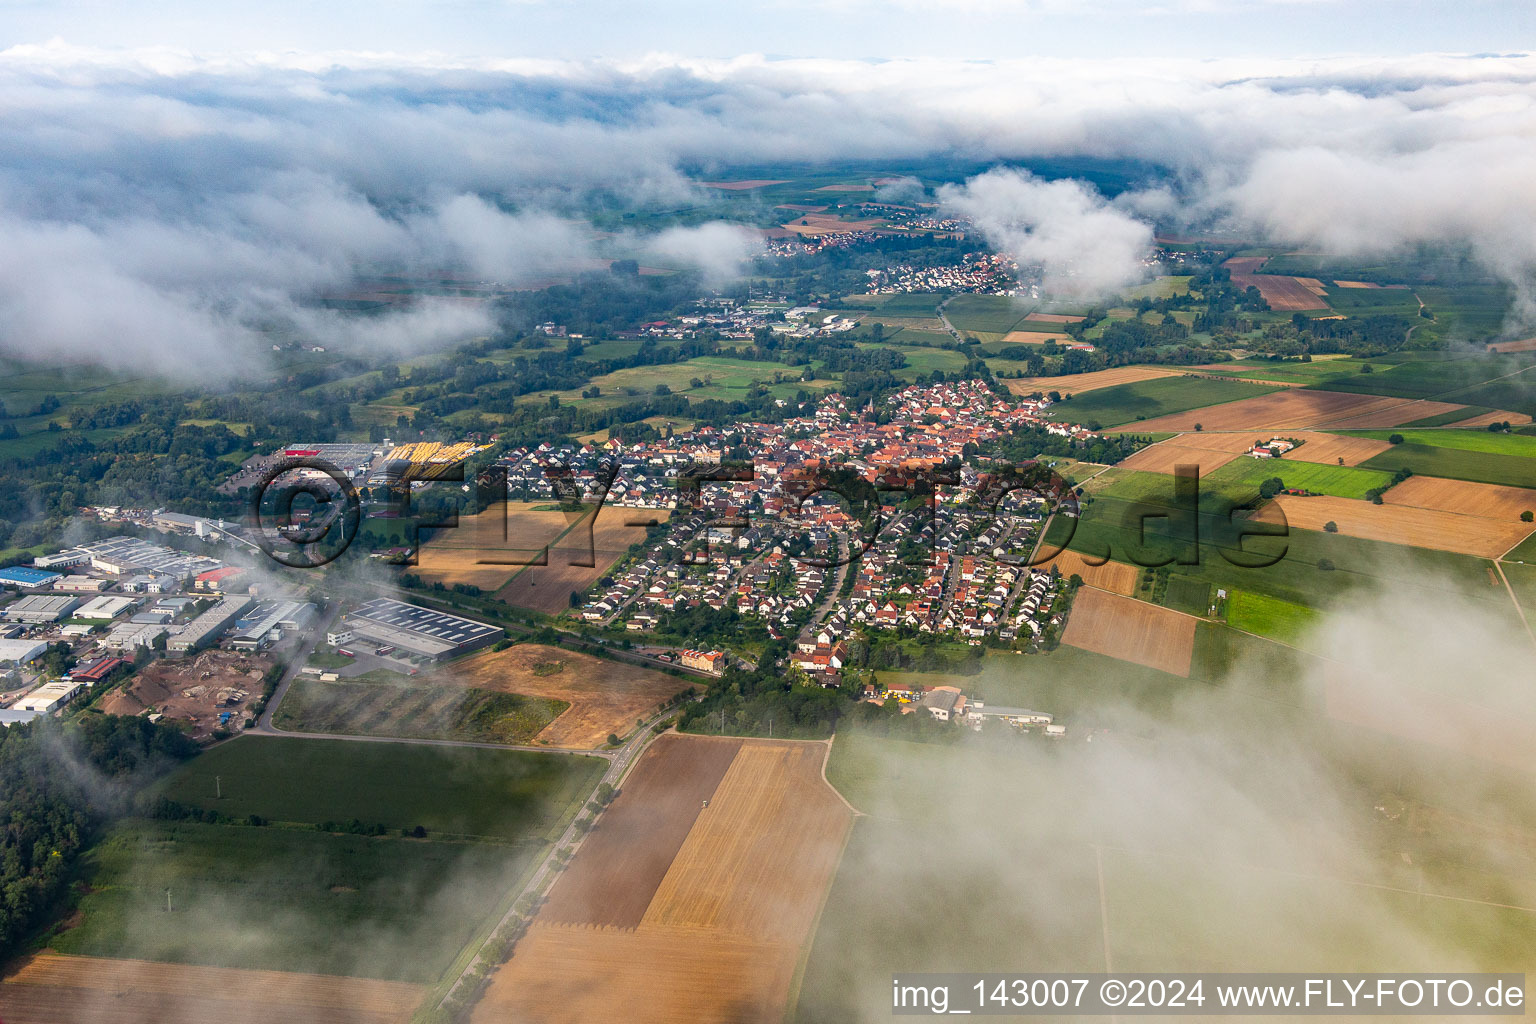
[76,595,137,621]
[167,595,255,654]
[0,566,62,589]
[0,639,48,666]
[229,600,316,650]
[2,595,82,624]
[339,598,503,661]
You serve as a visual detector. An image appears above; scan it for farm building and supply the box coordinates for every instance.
[340,597,504,661]
[964,702,1054,727]
[918,686,966,722]
[0,566,62,589]
[3,595,82,623]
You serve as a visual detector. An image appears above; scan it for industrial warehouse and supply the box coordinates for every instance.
[333,598,504,661]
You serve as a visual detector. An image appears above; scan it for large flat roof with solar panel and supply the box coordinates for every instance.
[341,597,503,660]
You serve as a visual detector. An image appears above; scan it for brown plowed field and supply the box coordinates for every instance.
[1118,441,1241,476]
[495,507,668,614]
[1322,397,1466,428]
[781,213,884,236]
[1040,550,1139,595]
[1001,330,1067,344]
[474,736,853,1024]
[1267,495,1535,558]
[1130,390,1463,432]
[444,644,692,749]
[540,734,741,928]
[415,502,578,592]
[1445,409,1534,428]
[1061,587,1197,676]
[1223,256,1328,311]
[1003,366,1185,398]
[0,954,420,1024]
[1383,476,1536,523]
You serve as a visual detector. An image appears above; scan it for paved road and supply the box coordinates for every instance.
[255,600,342,731]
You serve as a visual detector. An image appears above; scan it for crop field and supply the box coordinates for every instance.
[1360,443,1536,490]
[1384,476,1536,524]
[1117,440,1242,476]
[780,212,885,235]
[1201,457,1396,500]
[496,506,669,613]
[542,734,741,927]
[50,821,531,982]
[1445,408,1533,427]
[0,954,422,1024]
[1224,257,1328,310]
[1000,329,1067,344]
[1061,586,1198,676]
[1040,376,1280,427]
[476,736,852,1024]
[1023,311,1084,323]
[273,673,568,746]
[1225,590,1322,648]
[802,676,1536,1024]
[1130,389,1462,432]
[1265,495,1535,558]
[1040,549,1139,595]
[1348,428,1536,457]
[944,294,1030,333]
[1191,359,1366,386]
[157,736,601,840]
[1488,336,1536,354]
[1316,354,1536,415]
[1002,365,1186,398]
[445,644,692,748]
[415,503,583,591]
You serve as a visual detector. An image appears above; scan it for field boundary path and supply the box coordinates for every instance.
[433,707,676,1014]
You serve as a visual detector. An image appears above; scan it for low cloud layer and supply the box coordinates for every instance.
[940,169,1154,299]
[3,47,1536,378]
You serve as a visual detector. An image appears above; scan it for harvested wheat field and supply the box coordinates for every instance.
[780,213,884,236]
[1001,330,1067,344]
[541,734,742,928]
[1445,408,1534,428]
[1130,390,1463,433]
[1039,549,1139,595]
[1004,366,1185,398]
[496,507,668,614]
[1280,431,1394,466]
[1384,476,1536,523]
[1061,587,1197,676]
[1119,441,1241,476]
[0,954,420,1024]
[474,736,853,1024]
[414,502,580,591]
[1024,311,1084,324]
[445,644,691,748]
[1486,337,1536,354]
[1266,495,1536,558]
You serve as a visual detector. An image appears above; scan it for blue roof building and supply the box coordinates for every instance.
[0,566,62,589]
